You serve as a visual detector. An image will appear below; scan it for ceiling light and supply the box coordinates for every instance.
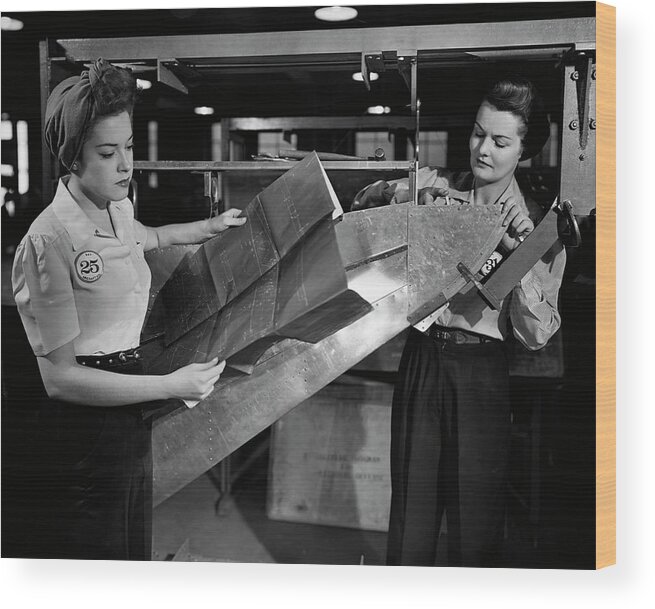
[352,72,379,82]
[194,106,215,116]
[366,106,391,115]
[314,6,358,22]
[137,79,152,90]
[1,17,24,31]
[1,120,13,141]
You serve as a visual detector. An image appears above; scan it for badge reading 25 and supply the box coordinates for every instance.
[75,250,104,283]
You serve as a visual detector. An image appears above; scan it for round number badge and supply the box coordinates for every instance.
[75,250,104,283]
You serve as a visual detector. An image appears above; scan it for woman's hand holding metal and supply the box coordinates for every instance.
[500,196,534,251]
[166,358,226,403]
[418,186,449,205]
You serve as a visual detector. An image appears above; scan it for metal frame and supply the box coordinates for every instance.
[40,17,597,211]
[39,41,53,206]
[55,19,594,63]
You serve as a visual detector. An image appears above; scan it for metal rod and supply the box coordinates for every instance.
[134,160,412,172]
[413,99,421,206]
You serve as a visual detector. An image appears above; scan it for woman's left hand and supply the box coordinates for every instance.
[207,208,247,235]
[500,196,534,251]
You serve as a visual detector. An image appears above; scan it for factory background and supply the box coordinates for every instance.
[2,2,599,569]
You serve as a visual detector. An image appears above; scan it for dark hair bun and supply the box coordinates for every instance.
[483,76,550,160]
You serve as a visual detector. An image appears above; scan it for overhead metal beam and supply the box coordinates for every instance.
[133,160,412,172]
[224,116,470,131]
[56,18,595,63]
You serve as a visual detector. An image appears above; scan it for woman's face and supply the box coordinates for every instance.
[74,111,133,206]
[469,101,524,187]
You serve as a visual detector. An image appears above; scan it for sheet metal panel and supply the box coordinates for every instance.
[336,204,408,270]
[407,204,505,323]
[148,202,506,504]
[152,283,408,506]
[142,156,375,377]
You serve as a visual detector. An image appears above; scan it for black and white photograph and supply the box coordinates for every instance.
[0,1,640,605]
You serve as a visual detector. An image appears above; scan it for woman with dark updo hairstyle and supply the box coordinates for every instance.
[9,59,247,560]
[354,76,566,567]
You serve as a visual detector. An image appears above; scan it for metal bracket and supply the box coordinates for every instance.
[556,199,582,247]
[461,198,564,307]
[360,50,384,92]
[203,171,221,217]
[571,52,595,150]
[561,54,596,215]
[397,51,419,202]
[457,262,502,311]
[409,98,421,205]
[157,59,188,94]
[397,50,417,112]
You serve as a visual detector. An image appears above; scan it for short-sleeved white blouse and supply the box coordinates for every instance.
[12,177,152,357]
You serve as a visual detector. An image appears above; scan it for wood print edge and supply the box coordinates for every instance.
[595,0,616,570]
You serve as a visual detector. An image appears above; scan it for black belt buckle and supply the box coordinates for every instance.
[427,325,488,345]
[78,347,141,369]
[428,326,456,343]
[431,327,454,343]
[441,329,468,345]
[118,348,141,363]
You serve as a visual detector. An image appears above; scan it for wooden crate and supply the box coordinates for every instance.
[267,378,393,531]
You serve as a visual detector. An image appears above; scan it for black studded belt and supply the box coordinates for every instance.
[76,347,142,370]
[425,325,499,345]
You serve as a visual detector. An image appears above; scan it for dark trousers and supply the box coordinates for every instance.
[2,361,154,561]
[386,328,511,567]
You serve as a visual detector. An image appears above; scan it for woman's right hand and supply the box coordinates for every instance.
[165,357,226,403]
[500,195,534,251]
[418,186,449,205]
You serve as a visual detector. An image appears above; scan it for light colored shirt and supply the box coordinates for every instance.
[12,177,151,356]
[373,166,566,351]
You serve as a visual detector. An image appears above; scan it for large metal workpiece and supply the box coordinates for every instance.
[145,202,505,506]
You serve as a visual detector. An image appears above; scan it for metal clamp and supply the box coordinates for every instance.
[204,171,221,217]
[409,98,421,205]
[556,199,582,247]
[569,52,595,150]
[157,59,188,94]
[397,50,417,112]
[457,262,501,311]
[360,50,385,92]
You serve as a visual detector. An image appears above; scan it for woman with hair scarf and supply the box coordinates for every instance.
[8,60,247,560]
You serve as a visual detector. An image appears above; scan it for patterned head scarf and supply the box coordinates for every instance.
[44,59,128,170]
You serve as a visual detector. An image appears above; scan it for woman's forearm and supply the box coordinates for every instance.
[153,219,214,249]
[144,209,246,251]
[37,358,173,406]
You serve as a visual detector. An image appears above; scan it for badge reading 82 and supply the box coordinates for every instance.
[75,251,104,283]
